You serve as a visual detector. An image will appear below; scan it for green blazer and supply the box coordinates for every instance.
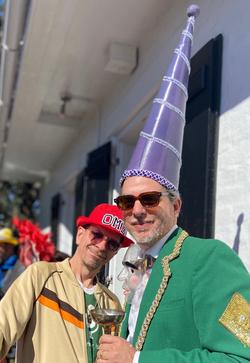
[121,228,250,362]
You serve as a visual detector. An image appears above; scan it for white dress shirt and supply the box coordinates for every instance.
[130,225,178,363]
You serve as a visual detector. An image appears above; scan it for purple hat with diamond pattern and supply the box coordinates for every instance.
[120,5,200,191]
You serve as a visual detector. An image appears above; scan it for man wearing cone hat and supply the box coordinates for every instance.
[96,5,250,363]
[0,204,133,363]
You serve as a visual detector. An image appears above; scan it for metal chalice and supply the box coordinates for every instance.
[90,308,125,335]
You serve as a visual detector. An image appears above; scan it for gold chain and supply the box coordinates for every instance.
[135,230,189,351]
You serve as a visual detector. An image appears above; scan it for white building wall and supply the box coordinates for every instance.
[216,100,250,269]
[40,0,250,287]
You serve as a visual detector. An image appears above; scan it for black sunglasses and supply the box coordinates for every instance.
[114,191,169,211]
[88,228,121,252]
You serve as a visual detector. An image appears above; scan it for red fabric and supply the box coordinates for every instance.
[12,217,55,267]
[76,203,133,248]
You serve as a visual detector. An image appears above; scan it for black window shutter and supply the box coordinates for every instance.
[72,169,85,254]
[178,34,223,238]
[84,142,111,214]
[50,193,61,247]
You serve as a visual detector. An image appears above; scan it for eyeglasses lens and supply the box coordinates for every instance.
[90,230,120,252]
[120,196,135,210]
[140,193,161,207]
[107,239,120,252]
[115,192,162,210]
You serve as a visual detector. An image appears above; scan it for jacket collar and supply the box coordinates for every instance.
[57,258,107,293]
[56,258,84,287]
[132,227,182,344]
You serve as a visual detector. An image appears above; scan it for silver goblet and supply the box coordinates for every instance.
[90,308,125,335]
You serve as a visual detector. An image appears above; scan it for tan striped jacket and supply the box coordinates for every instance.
[0,258,121,363]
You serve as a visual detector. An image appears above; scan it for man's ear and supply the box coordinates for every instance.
[174,197,182,218]
[77,225,85,234]
[75,226,86,245]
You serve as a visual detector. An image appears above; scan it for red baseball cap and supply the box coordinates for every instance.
[76,203,134,248]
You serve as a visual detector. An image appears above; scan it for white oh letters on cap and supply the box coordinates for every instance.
[102,214,126,235]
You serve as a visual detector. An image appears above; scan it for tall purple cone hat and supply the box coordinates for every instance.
[120,5,200,191]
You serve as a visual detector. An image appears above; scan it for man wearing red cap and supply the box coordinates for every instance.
[0,204,133,363]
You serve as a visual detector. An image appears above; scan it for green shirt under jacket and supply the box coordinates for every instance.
[121,227,250,362]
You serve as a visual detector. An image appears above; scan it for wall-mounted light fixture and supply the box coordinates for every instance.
[105,42,138,75]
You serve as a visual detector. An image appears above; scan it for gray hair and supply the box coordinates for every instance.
[165,188,181,202]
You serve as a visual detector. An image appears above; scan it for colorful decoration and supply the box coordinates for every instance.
[12,217,55,267]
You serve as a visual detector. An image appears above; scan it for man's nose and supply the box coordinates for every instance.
[132,199,147,216]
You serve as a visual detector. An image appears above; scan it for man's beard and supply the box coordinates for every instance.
[130,228,164,248]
